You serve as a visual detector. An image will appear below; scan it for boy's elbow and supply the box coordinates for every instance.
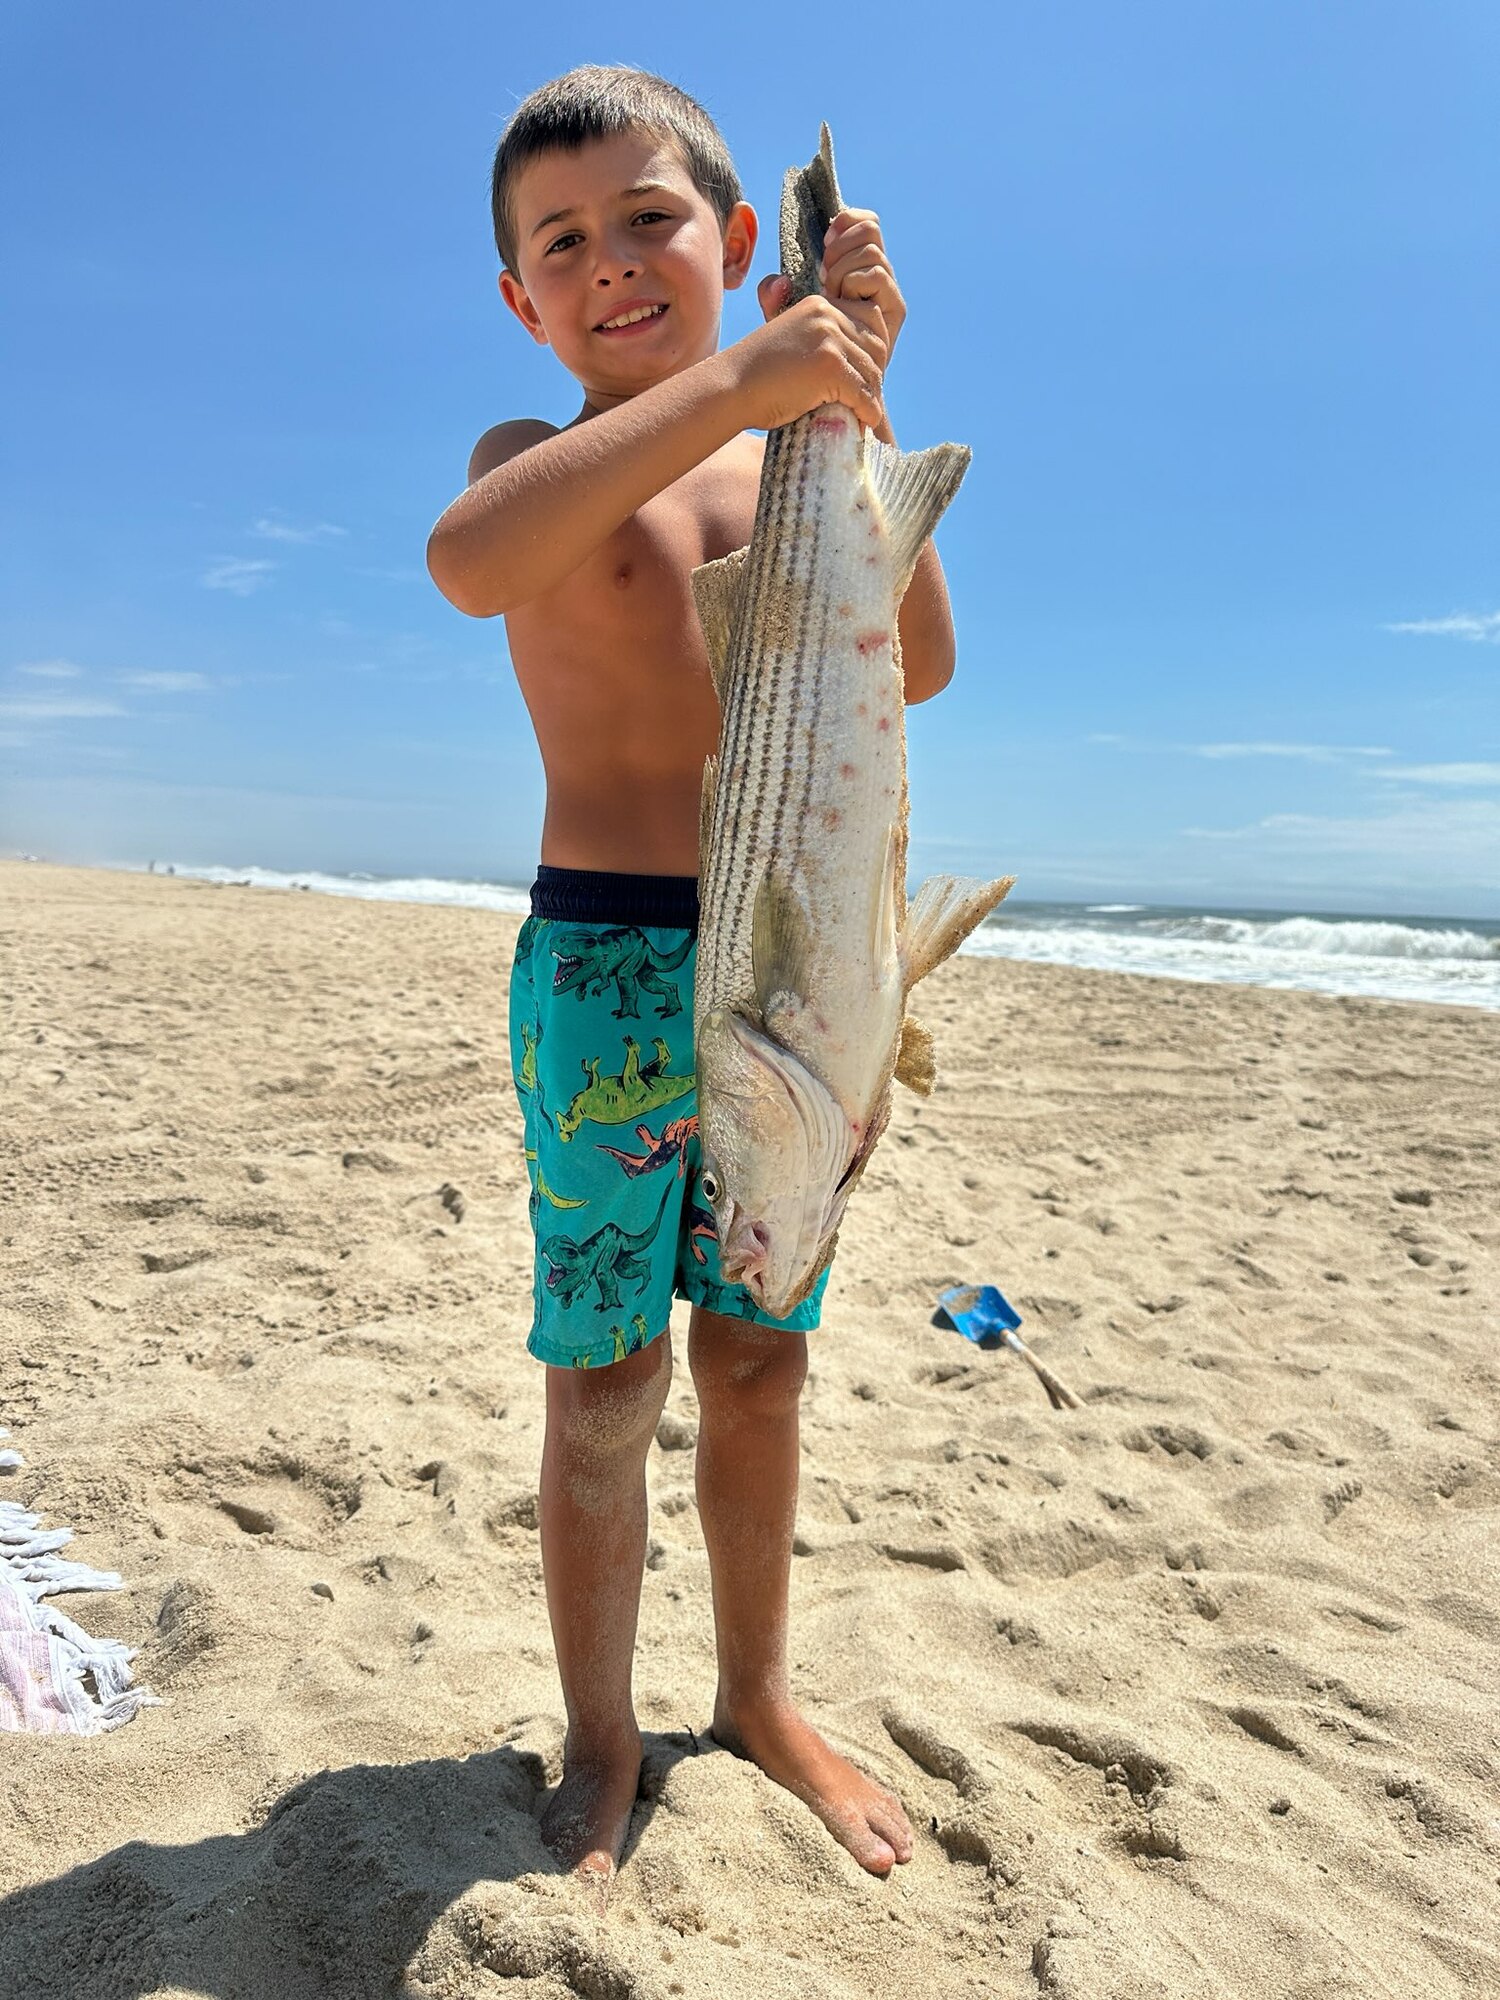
[426,529,504,620]
[903,641,956,704]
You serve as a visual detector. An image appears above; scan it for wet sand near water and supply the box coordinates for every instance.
[2,859,1497,1999]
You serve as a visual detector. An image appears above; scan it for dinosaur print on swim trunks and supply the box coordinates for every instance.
[550,925,693,1019]
[596,1114,698,1179]
[555,1036,695,1142]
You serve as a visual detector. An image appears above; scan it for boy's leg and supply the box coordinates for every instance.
[539,1332,672,1881]
[687,1307,913,1876]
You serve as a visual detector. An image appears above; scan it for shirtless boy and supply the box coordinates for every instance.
[427,66,959,1886]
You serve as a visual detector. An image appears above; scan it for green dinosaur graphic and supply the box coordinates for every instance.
[537,1169,585,1209]
[541,1181,673,1311]
[528,1166,588,1236]
[556,1036,695,1143]
[518,1020,539,1094]
[551,925,692,1020]
[610,1312,652,1362]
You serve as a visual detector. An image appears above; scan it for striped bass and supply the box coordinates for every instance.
[691,128,1014,1319]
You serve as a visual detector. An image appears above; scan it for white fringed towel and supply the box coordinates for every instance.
[0,1427,161,1735]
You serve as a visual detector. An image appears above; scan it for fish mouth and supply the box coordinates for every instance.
[720,1220,771,1290]
[594,300,670,335]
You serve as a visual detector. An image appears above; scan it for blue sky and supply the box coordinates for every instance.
[2,1,1496,915]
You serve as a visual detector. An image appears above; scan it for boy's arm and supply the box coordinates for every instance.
[428,301,887,619]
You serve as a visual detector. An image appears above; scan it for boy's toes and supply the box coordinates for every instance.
[868,1792,914,1864]
[838,1808,897,1876]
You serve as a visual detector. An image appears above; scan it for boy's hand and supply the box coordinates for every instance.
[820,210,906,360]
[729,292,888,433]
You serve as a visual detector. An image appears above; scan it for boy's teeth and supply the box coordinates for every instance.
[600,304,665,329]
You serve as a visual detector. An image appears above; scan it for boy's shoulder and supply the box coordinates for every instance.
[467,417,560,485]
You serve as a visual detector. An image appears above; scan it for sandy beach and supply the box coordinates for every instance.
[2,857,1497,1999]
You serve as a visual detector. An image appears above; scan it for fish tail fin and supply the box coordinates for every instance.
[866,439,973,603]
[780,125,843,302]
[903,873,1016,989]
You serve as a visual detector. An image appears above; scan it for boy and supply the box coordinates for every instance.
[428,66,959,1887]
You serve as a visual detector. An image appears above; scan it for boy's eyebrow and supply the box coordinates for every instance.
[529,182,676,239]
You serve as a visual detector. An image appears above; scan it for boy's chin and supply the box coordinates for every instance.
[577,339,706,398]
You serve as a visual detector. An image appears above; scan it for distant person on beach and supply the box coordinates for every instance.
[428,65,958,1886]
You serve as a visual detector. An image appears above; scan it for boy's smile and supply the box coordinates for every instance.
[500,131,756,411]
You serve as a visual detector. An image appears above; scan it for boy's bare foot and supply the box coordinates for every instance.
[539,1731,643,1885]
[713,1697,914,1876]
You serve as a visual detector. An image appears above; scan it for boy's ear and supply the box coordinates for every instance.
[721,201,758,293]
[499,269,550,346]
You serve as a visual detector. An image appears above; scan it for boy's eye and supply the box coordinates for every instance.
[633,210,671,226]
[545,232,582,255]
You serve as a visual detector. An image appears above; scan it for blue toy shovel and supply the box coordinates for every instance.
[933,1284,1081,1410]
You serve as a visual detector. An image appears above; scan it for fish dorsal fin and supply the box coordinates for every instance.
[698,754,718,872]
[752,864,813,1021]
[864,439,972,604]
[895,1012,936,1095]
[691,547,749,700]
[903,872,1016,989]
[780,124,844,304]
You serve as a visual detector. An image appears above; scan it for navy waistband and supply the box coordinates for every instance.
[530,864,700,930]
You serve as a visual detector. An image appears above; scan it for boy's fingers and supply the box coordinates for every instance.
[832,297,890,358]
[832,262,893,304]
[757,272,793,321]
[824,218,886,262]
[826,207,879,242]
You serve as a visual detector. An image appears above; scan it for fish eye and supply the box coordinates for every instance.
[700,1169,721,1204]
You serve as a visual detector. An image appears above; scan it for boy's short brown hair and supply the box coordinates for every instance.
[491,65,744,274]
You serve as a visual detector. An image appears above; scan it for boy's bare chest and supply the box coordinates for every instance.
[513,445,762,647]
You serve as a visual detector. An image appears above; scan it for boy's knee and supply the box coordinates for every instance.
[546,1332,672,1458]
[690,1314,807,1420]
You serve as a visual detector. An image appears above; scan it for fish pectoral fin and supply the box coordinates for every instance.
[865,438,973,604]
[699,754,718,871]
[690,548,749,701]
[752,865,814,1021]
[870,822,903,967]
[894,1012,936,1095]
[902,872,1017,988]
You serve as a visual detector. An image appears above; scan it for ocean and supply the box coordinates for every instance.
[141,864,1500,1013]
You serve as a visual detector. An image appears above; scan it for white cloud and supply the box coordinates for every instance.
[1192,741,1392,763]
[1386,612,1500,644]
[1369,762,1500,787]
[1090,733,1393,763]
[202,558,276,596]
[0,695,125,719]
[16,659,83,680]
[251,516,347,544]
[118,671,211,692]
[1187,796,1500,863]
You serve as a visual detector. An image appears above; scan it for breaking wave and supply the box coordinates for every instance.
[129,863,1499,1011]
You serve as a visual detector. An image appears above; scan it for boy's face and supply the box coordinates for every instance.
[500,129,756,407]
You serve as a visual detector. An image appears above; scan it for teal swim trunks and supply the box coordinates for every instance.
[508,866,832,1369]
